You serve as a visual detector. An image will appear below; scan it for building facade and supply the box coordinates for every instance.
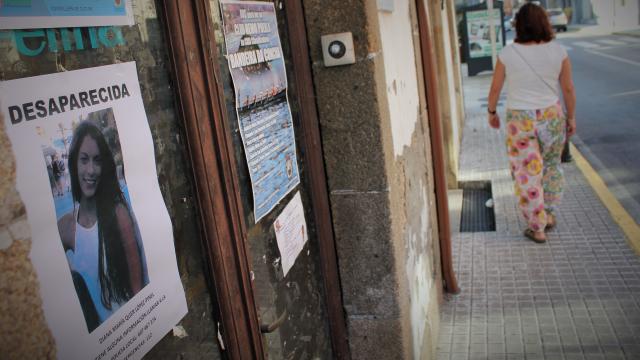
[0,0,465,358]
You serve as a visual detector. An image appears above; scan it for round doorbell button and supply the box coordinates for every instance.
[321,32,355,67]
[328,40,346,59]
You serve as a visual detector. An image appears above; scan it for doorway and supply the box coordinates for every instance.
[159,0,349,358]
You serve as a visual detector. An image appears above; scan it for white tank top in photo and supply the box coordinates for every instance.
[498,41,568,110]
[67,214,116,322]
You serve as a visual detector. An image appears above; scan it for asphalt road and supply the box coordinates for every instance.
[556,34,640,223]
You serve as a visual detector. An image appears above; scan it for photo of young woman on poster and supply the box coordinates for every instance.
[44,108,149,333]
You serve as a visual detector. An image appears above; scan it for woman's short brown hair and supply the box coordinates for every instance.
[514,3,554,43]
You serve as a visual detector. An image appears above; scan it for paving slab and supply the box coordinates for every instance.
[438,74,640,360]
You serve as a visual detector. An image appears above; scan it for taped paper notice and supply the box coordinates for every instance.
[273,192,308,276]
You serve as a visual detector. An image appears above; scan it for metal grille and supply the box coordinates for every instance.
[459,181,496,232]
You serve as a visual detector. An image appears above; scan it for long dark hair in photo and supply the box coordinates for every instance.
[68,121,133,309]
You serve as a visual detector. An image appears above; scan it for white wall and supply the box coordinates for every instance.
[404,183,435,360]
[378,1,421,157]
[378,2,435,359]
[591,0,640,31]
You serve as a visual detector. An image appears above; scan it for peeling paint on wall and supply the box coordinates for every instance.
[378,3,441,354]
[378,0,421,157]
[406,183,433,359]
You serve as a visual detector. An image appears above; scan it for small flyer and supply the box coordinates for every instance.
[220,0,300,222]
[0,62,187,360]
[273,192,308,276]
[0,0,134,29]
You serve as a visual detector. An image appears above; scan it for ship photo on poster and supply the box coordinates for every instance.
[221,0,300,223]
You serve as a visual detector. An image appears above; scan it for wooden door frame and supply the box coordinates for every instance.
[415,0,460,294]
[282,1,351,358]
[158,0,350,358]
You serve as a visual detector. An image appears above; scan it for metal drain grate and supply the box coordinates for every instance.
[459,181,496,232]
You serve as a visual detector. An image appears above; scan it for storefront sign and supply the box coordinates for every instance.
[0,0,134,29]
[221,0,300,222]
[466,8,503,58]
[0,27,126,57]
[0,62,187,360]
[273,192,308,276]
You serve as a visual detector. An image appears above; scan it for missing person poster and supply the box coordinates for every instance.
[0,62,187,360]
[466,8,503,58]
[0,0,134,29]
[221,0,300,223]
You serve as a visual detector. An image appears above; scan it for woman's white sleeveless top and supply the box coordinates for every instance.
[67,213,116,323]
[498,41,568,110]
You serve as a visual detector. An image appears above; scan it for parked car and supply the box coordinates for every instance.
[504,16,513,32]
[548,8,568,32]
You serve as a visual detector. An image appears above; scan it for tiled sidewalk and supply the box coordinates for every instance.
[437,76,640,360]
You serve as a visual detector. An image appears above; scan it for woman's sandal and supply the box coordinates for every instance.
[524,229,546,243]
[545,214,556,231]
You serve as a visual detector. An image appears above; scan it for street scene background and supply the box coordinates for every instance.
[461,0,640,223]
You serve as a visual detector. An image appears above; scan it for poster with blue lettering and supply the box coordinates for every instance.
[221,0,300,223]
[0,0,133,29]
[0,62,187,360]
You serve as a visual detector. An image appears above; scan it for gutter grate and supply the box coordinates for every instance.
[459,181,496,232]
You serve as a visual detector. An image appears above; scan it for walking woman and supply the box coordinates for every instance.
[487,3,577,243]
[57,121,148,331]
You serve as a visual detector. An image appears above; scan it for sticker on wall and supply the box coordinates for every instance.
[0,0,134,30]
[0,62,187,360]
[273,192,309,276]
[220,0,300,223]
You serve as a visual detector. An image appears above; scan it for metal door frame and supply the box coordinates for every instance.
[158,0,350,358]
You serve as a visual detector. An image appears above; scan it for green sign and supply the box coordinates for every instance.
[466,9,503,59]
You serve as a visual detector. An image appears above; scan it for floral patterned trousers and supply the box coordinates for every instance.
[506,103,566,232]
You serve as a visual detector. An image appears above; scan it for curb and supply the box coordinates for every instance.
[613,31,640,38]
[570,143,640,254]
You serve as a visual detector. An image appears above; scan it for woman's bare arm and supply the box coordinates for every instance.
[488,59,506,129]
[115,204,143,294]
[58,212,75,251]
[559,57,577,136]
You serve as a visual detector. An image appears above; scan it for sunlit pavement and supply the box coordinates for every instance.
[436,72,640,360]
[556,32,640,224]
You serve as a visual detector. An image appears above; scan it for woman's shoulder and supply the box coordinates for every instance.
[501,43,516,52]
[114,202,134,228]
[58,212,76,249]
[114,202,140,245]
[58,212,75,230]
[114,201,130,216]
[498,44,516,60]
[547,41,568,58]
[515,41,566,56]
[547,40,565,49]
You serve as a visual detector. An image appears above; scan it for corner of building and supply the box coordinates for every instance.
[302,0,453,358]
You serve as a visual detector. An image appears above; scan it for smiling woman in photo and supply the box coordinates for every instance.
[57,121,147,332]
